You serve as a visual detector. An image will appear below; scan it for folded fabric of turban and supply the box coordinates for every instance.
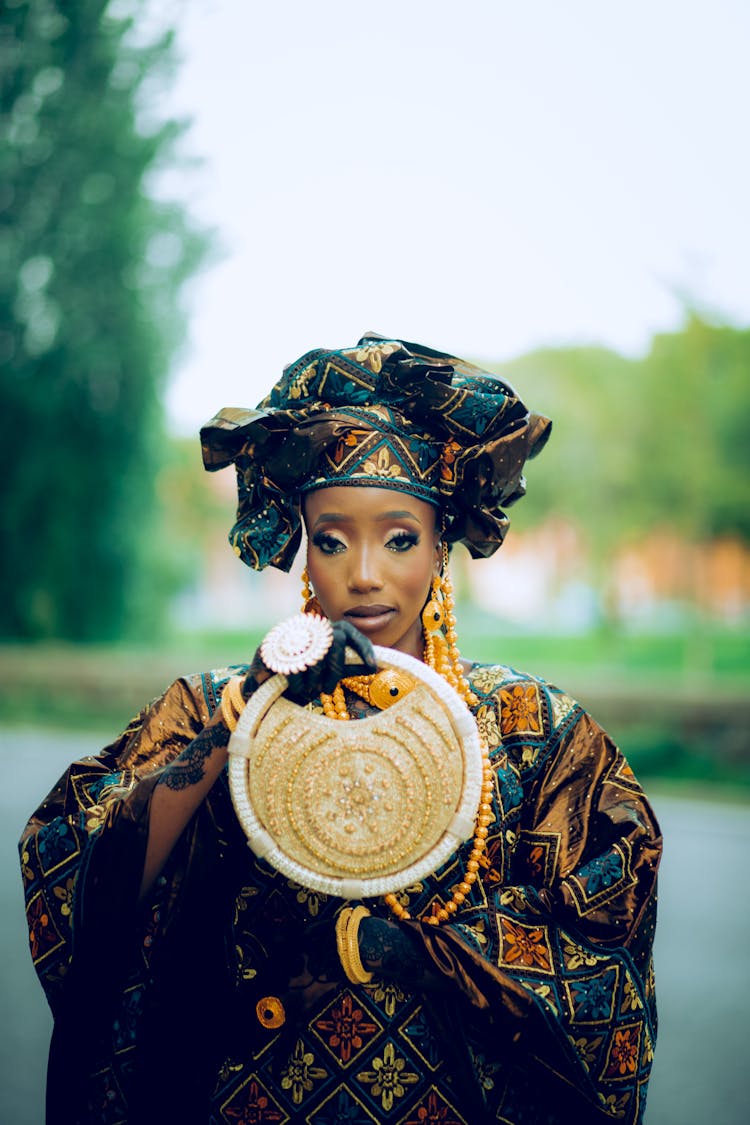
[200,333,551,572]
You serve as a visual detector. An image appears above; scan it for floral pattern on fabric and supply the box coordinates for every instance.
[499,684,544,736]
[498,918,554,973]
[313,991,381,1066]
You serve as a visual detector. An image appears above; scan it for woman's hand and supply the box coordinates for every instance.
[252,618,377,706]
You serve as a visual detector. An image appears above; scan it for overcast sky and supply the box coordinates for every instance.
[152,0,749,433]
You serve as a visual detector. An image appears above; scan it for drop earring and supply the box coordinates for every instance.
[301,566,323,616]
[421,571,444,670]
[422,543,477,707]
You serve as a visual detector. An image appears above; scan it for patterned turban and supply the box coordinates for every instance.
[200,333,551,572]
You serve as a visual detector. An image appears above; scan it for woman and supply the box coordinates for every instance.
[20,334,662,1124]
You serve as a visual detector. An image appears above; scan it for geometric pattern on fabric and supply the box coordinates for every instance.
[311,989,382,1067]
[354,1036,421,1115]
[309,423,442,504]
[565,966,621,1025]
[25,890,65,966]
[34,816,80,878]
[514,829,561,887]
[499,683,544,738]
[549,690,577,729]
[401,1086,467,1124]
[567,839,638,916]
[19,661,661,1125]
[603,753,646,796]
[112,982,144,1055]
[397,1005,442,1072]
[497,917,555,975]
[307,1083,379,1123]
[219,1072,288,1123]
[602,1021,643,1082]
[275,1036,329,1111]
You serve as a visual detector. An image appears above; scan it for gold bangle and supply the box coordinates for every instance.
[227,674,247,716]
[346,905,373,984]
[335,904,373,985]
[220,684,239,732]
[335,907,353,979]
[220,675,248,732]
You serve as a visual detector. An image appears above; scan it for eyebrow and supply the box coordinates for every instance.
[312,510,423,529]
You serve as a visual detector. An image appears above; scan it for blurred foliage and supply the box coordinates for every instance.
[155,435,231,587]
[0,0,207,640]
[502,312,750,550]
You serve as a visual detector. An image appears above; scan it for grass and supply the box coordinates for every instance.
[1,621,748,792]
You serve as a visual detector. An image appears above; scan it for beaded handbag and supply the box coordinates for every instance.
[227,646,483,898]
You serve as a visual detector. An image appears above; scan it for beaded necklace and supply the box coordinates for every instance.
[320,633,494,928]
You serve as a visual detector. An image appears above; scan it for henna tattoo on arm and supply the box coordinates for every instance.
[158,722,228,791]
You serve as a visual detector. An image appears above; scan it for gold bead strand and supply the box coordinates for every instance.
[439,551,478,708]
[321,684,350,720]
[383,893,411,921]
[301,566,312,604]
[423,734,492,925]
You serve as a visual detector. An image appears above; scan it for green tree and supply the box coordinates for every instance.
[636,313,750,541]
[0,0,205,640]
[501,315,750,547]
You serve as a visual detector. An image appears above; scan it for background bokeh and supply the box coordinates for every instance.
[1,2,748,1122]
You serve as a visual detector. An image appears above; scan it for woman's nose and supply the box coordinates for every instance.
[347,548,383,593]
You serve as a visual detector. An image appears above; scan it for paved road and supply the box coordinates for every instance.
[2,729,748,1123]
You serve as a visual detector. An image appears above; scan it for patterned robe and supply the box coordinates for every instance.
[20,662,661,1124]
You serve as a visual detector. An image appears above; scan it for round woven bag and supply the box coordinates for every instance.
[227,645,483,898]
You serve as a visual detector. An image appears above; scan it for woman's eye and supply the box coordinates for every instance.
[387,532,419,553]
[312,532,345,555]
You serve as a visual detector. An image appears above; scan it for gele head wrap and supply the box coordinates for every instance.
[200,332,551,571]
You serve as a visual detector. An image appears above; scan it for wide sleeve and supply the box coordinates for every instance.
[18,675,210,1016]
[395,674,662,1124]
[19,669,256,1123]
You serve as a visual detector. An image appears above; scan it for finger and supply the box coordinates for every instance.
[320,640,348,692]
[285,669,319,703]
[340,661,376,679]
[335,622,377,671]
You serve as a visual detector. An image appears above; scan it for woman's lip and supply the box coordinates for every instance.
[345,605,393,616]
[344,607,396,631]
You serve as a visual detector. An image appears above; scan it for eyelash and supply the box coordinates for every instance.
[311,531,420,556]
[312,533,345,556]
[387,531,419,552]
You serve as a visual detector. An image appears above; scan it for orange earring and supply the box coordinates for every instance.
[421,575,444,634]
[301,566,323,616]
[422,543,477,708]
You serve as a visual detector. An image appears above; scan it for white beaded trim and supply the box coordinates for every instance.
[260,613,333,675]
[228,645,483,899]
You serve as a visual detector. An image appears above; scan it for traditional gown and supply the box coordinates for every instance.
[20,662,661,1124]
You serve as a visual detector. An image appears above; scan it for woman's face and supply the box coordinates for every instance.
[303,486,441,661]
